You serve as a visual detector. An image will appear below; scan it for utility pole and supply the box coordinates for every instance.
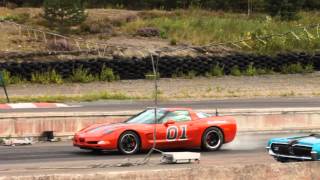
[248,0,253,16]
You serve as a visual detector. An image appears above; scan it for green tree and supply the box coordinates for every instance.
[265,0,305,21]
[43,0,87,33]
[304,0,320,10]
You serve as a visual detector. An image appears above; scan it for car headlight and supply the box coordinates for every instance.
[98,141,107,145]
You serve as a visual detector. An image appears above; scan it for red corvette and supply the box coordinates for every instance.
[73,108,237,154]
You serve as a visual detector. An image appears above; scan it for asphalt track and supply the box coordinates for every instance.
[0,132,311,175]
[0,98,317,175]
[1,97,320,113]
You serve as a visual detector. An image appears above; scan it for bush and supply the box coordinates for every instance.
[31,70,63,84]
[281,63,315,74]
[281,63,304,74]
[10,75,25,84]
[265,0,305,21]
[80,18,113,34]
[304,64,314,74]
[70,66,96,83]
[0,70,24,85]
[170,38,177,45]
[0,70,10,86]
[136,27,161,37]
[244,63,257,76]
[43,0,87,33]
[186,70,196,79]
[100,66,118,82]
[230,66,242,76]
[210,64,224,77]
[47,39,74,51]
[0,13,30,24]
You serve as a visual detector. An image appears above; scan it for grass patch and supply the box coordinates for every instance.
[1,67,120,85]
[0,13,30,24]
[122,9,320,54]
[244,63,257,76]
[172,70,196,79]
[281,63,314,74]
[145,72,160,80]
[230,66,242,76]
[186,71,196,79]
[70,66,96,83]
[207,64,224,77]
[0,70,25,85]
[99,66,119,82]
[280,91,296,97]
[0,92,144,103]
[31,70,63,84]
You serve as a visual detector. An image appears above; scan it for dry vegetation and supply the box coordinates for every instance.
[2,73,320,102]
[1,7,320,56]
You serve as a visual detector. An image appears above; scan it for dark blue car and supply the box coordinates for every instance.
[266,134,320,162]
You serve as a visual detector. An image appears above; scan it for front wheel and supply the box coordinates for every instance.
[275,157,289,163]
[201,127,224,151]
[118,131,140,155]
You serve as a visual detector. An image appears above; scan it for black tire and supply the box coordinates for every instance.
[201,127,224,151]
[91,149,103,153]
[118,131,140,155]
[275,157,289,163]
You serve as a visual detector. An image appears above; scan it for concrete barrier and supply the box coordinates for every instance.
[1,162,320,180]
[1,107,320,137]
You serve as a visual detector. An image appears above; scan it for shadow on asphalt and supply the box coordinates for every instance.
[72,148,238,157]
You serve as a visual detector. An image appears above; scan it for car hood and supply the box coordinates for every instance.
[78,123,128,136]
[271,135,320,146]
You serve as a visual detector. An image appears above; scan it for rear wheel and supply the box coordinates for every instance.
[201,127,224,151]
[118,131,140,155]
[91,149,103,153]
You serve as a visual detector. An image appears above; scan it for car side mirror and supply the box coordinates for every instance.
[164,120,175,126]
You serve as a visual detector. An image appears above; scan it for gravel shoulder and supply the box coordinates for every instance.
[1,73,320,101]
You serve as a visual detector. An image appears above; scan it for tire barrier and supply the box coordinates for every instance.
[0,52,319,80]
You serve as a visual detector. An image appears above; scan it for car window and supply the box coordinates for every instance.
[196,112,211,118]
[125,109,167,124]
[161,110,191,123]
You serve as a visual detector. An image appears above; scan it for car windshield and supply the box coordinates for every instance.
[125,109,168,124]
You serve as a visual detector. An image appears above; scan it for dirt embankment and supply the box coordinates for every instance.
[0,8,235,61]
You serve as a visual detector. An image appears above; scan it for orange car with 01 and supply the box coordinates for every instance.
[73,108,237,154]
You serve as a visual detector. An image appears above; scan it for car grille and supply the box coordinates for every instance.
[271,143,312,157]
[87,141,98,144]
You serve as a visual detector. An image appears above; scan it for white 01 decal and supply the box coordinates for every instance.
[166,125,188,141]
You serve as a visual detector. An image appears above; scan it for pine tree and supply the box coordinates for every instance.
[43,0,87,33]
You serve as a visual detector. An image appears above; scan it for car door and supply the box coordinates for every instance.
[158,110,198,149]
